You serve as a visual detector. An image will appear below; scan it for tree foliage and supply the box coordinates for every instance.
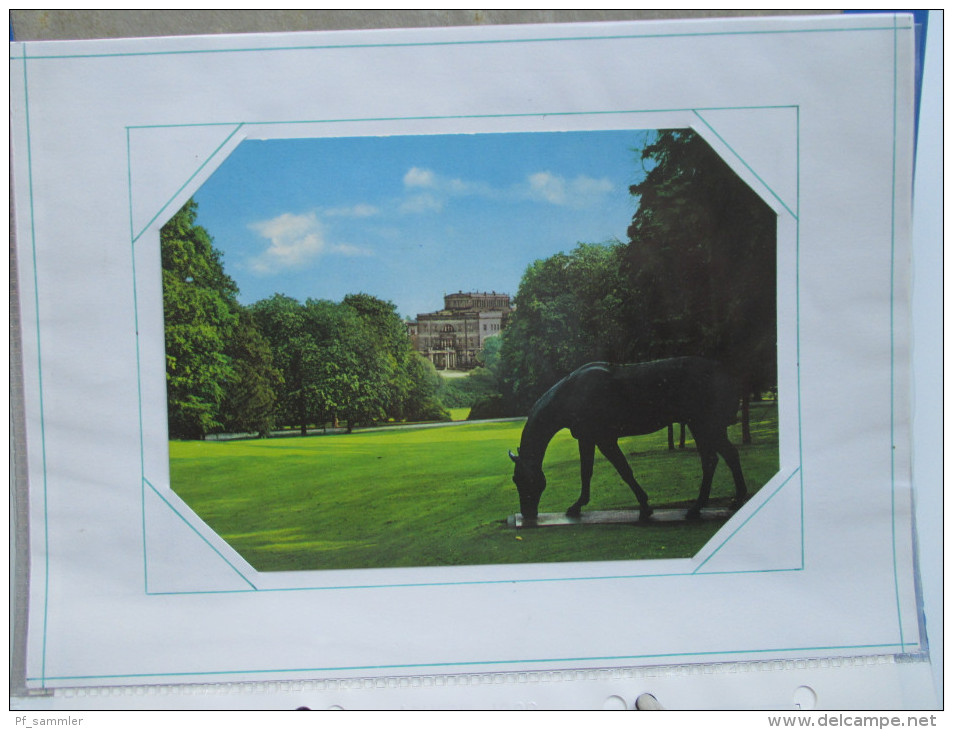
[218,308,284,436]
[498,129,777,419]
[498,242,633,412]
[625,129,777,395]
[402,354,451,423]
[249,293,447,434]
[438,367,500,409]
[163,127,777,439]
[162,201,447,440]
[162,200,241,438]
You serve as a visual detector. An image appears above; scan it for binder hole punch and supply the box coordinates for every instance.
[793,686,817,710]
[602,695,629,710]
[635,693,664,710]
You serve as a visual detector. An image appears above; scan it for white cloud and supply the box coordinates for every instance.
[400,167,491,213]
[527,171,567,205]
[247,211,369,274]
[400,165,615,214]
[524,171,614,207]
[403,167,436,188]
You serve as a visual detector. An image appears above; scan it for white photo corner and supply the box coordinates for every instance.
[10,13,929,702]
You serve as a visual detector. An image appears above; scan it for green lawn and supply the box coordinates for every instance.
[447,407,471,421]
[170,404,779,572]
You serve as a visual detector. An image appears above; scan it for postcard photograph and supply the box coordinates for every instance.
[163,128,780,572]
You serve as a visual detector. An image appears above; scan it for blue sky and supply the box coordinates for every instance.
[192,129,653,320]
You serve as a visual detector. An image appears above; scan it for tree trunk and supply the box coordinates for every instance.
[741,393,751,445]
[669,423,688,450]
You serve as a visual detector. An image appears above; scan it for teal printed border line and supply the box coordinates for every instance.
[129,106,804,597]
[10,20,908,62]
[143,478,258,591]
[143,564,803,597]
[12,18,913,687]
[17,43,53,690]
[693,110,798,219]
[126,103,794,131]
[130,124,246,245]
[29,641,915,685]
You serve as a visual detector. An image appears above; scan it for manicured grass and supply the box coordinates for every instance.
[447,407,471,421]
[170,405,779,571]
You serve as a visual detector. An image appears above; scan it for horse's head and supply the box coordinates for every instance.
[509,450,545,521]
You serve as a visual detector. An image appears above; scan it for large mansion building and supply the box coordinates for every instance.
[407,291,514,370]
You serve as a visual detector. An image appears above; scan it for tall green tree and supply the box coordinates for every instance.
[402,354,450,422]
[161,199,240,439]
[475,334,503,374]
[304,298,387,433]
[625,129,777,421]
[342,293,415,422]
[498,241,633,411]
[249,294,322,435]
[218,308,283,436]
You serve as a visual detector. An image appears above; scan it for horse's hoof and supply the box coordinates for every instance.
[566,506,582,518]
[639,508,654,522]
[686,508,702,520]
[731,496,749,510]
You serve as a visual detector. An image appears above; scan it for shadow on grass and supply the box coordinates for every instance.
[170,406,779,571]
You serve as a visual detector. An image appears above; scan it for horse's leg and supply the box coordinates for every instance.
[687,431,718,520]
[567,439,594,517]
[714,431,747,509]
[597,439,653,520]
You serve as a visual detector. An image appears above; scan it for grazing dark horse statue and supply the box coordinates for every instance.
[508,357,747,522]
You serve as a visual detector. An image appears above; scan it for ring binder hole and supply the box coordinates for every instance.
[635,693,664,710]
[793,686,817,710]
[602,695,629,710]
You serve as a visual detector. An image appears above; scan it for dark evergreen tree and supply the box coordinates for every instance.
[218,308,283,436]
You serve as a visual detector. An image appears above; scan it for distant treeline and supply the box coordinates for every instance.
[162,202,446,439]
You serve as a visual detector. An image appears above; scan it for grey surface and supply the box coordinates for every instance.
[9,9,836,41]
